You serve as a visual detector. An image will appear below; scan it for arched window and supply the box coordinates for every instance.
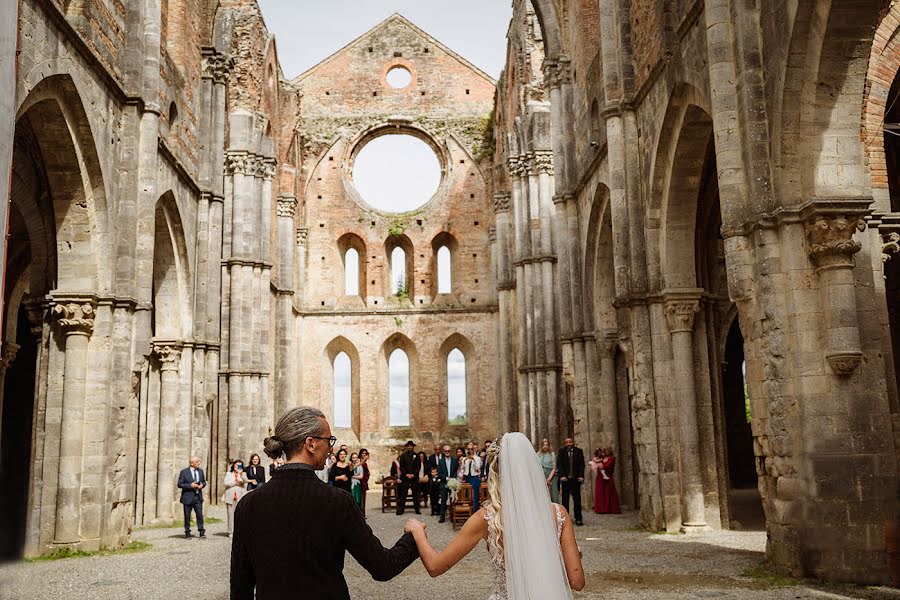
[437,246,452,294]
[389,348,410,426]
[447,348,467,424]
[333,352,352,428]
[391,246,407,295]
[344,248,359,296]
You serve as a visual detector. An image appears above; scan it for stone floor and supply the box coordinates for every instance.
[0,494,896,600]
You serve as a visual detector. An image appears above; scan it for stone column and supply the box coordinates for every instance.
[51,297,96,545]
[275,195,297,418]
[153,341,182,521]
[803,213,867,375]
[663,290,707,531]
[494,192,517,432]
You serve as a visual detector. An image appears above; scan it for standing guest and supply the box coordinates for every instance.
[479,439,492,480]
[268,456,284,478]
[557,437,585,526]
[454,447,465,479]
[462,442,483,512]
[427,445,441,514]
[593,447,622,514]
[396,441,421,515]
[538,438,559,503]
[390,454,401,480]
[246,453,266,491]
[223,459,249,537]
[329,448,352,494]
[231,406,419,598]
[176,456,207,539]
[416,451,431,512]
[351,453,364,510]
[359,448,371,513]
[435,445,459,523]
[319,452,335,484]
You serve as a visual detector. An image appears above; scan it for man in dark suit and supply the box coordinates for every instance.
[557,437,585,526]
[231,406,418,599]
[427,444,441,515]
[177,456,207,539]
[435,444,459,523]
[396,440,420,515]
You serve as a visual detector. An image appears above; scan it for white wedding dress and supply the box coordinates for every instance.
[481,433,574,600]
[484,503,567,600]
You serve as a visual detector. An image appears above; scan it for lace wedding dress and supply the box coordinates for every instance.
[483,503,567,600]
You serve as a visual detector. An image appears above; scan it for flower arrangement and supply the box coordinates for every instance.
[446,477,462,503]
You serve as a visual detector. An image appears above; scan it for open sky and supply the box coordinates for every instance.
[256,1,513,80]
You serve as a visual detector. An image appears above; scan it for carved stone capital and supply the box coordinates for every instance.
[528,152,554,176]
[296,228,309,246]
[153,341,183,372]
[0,342,20,370]
[804,215,866,268]
[826,351,862,376]
[596,331,619,360]
[507,155,527,178]
[51,297,97,337]
[202,51,234,85]
[492,192,511,213]
[25,300,47,338]
[277,195,297,218]
[225,152,253,176]
[883,232,900,264]
[542,55,572,90]
[257,157,276,180]
[662,290,703,334]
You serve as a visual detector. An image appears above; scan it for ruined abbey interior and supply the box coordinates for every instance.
[2,0,900,587]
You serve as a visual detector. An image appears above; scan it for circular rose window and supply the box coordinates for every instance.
[352,134,441,213]
[386,66,413,89]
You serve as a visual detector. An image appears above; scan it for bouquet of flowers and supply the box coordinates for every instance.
[446,477,462,503]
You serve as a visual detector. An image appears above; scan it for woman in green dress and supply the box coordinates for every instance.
[537,437,559,503]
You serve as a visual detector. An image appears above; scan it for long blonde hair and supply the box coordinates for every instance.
[485,438,504,561]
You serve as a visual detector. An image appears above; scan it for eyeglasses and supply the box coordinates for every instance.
[309,436,338,447]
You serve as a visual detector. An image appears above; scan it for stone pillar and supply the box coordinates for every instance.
[275,195,297,419]
[51,297,96,545]
[663,290,707,531]
[153,341,182,521]
[493,192,517,431]
[596,332,620,453]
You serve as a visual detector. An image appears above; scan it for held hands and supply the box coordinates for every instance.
[404,519,427,535]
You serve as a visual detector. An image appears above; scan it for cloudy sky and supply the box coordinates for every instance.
[257,0,513,80]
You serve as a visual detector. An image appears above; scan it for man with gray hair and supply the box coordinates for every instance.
[230,406,419,599]
[177,456,207,538]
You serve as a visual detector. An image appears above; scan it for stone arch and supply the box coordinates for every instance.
[324,336,361,439]
[152,192,192,340]
[337,233,367,300]
[529,0,564,59]
[382,333,418,430]
[438,333,477,429]
[582,183,615,333]
[15,73,111,293]
[776,0,888,204]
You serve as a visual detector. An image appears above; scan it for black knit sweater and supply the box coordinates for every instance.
[230,468,419,599]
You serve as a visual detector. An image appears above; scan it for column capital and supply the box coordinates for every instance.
[542,55,572,90]
[25,299,48,338]
[492,192,511,213]
[526,151,554,176]
[202,49,234,85]
[277,195,297,218]
[51,295,97,337]
[296,228,309,246]
[152,340,183,372]
[882,232,900,264]
[507,154,528,178]
[662,289,703,333]
[0,341,20,369]
[595,330,620,359]
[804,215,866,268]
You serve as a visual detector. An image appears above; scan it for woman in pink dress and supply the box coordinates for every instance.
[592,447,621,514]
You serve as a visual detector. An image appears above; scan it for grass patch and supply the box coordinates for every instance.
[741,563,800,589]
[134,516,222,530]
[26,541,152,562]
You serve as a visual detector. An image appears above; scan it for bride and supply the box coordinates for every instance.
[403,432,585,599]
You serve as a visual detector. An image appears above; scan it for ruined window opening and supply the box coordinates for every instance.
[437,246,452,294]
[391,246,407,295]
[352,133,441,213]
[465,89,470,95]
[344,248,360,295]
[333,352,352,428]
[389,349,410,426]
[447,348,467,425]
[386,65,413,89]
[168,102,178,132]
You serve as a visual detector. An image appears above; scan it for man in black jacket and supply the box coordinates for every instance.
[557,437,585,526]
[396,440,420,515]
[231,407,418,599]
[427,444,441,515]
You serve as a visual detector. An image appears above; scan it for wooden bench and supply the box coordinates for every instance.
[380,478,429,512]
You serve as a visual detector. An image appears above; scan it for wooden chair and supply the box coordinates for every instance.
[381,478,397,513]
[479,482,490,506]
[449,483,474,530]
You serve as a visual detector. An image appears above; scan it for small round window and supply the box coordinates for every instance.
[386,66,413,89]
[353,133,441,213]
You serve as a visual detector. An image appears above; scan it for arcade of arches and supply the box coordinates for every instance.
[1,0,899,587]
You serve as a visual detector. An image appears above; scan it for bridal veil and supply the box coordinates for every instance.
[499,432,574,599]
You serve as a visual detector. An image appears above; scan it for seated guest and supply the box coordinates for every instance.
[231,407,419,598]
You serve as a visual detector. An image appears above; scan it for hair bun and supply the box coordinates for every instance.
[263,436,285,460]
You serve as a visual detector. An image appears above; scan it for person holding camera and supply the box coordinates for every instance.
[223,459,249,537]
[462,442,483,511]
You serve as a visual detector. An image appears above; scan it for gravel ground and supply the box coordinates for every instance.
[0,495,897,600]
